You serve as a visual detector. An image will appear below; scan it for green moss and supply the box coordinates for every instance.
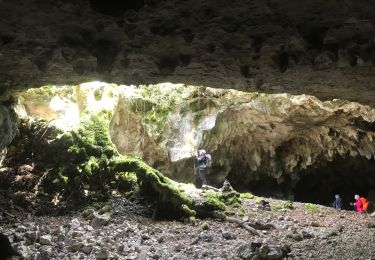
[21,85,75,105]
[137,84,187,139]
[283,200,294,209]
[181,204,196,217]
[201,222,210,230]
[119,171,137,183]
[34,108,189,213]
[271,204,283,211]
[304,203,319,212]
[36,109,125,207]
[188,216,196,225]
[219,191,242,208]
[110,156,195,218]
[84,156,100,176]
[271,200,294,211]
[57,168,69,184]
[254,196,262,204]
[203,191,226,211]
[240,192,254,199]
[94,88,102,101]
[117,172,137,192]
[201,190,242,212]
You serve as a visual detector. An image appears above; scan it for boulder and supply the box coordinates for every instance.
[39,235,52,245]
[91,213,111,229]
[0,105,17,151]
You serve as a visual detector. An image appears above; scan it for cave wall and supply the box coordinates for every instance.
[0,92,17,154]
[0,103,17,153]
[0,0,375,104]
[201,94,375,189]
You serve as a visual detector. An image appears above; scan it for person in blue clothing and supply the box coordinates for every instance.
[333,194,343,210]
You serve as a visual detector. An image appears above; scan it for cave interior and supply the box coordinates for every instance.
[226,156,375,209]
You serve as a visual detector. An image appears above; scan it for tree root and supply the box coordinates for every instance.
[225,216,262,236]
[213,212,261,236]
[0,207,18,220]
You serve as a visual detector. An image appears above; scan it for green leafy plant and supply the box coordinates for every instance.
[283,200,294,209]
[271,200,294,211]
[304,203,319,212]
[271,204,283,211]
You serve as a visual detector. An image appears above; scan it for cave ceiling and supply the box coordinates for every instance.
[0,0,374,105]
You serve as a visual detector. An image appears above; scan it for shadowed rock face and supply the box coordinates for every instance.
[180,92,375,194]
[0,104,17,152]
[0,0,375,104]
[201,95,375,196]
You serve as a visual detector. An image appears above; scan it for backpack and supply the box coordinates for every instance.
[360,197,369,212]
[205,154,212,167]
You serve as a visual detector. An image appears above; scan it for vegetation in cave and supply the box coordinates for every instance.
[1,83,245,220]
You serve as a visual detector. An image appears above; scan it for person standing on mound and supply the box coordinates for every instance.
[195,149,212,188]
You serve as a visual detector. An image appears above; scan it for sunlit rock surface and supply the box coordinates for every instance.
[16,83,375,193]
[16,86,80,130]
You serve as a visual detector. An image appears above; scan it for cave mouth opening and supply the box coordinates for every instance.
[228,156,375,210]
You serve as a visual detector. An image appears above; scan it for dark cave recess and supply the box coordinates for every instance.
[293,156,375,209]
[227,156,375,209]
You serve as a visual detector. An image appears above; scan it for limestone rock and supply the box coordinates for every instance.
[67,239,83,252]
[99,205,112,214]
[24,231,40,244]
[39,235,52,245]
[81,208,95,220]
[81,244,93,254]
[96,248,109,259]
[91,213,111,229]
[0,105,17,151]
[69,218,81,229]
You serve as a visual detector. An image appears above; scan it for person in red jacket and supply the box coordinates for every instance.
[352,194,369,213]
[354,195,364,213]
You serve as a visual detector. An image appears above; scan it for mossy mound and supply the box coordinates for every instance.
[6,113,235,219]
[7,83,246,219]
[43,113,120,202]
[110,156,196,219]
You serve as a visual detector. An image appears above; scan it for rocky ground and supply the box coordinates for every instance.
[1,193,375,260]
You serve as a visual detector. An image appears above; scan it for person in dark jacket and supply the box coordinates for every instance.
[333,194,343,210]
[195,149,212,188]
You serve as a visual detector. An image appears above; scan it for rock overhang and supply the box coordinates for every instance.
[0,0,374,104]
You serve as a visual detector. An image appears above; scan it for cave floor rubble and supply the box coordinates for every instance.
[1,194,375,260]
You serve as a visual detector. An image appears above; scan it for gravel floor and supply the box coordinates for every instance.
[1,195,375,260]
